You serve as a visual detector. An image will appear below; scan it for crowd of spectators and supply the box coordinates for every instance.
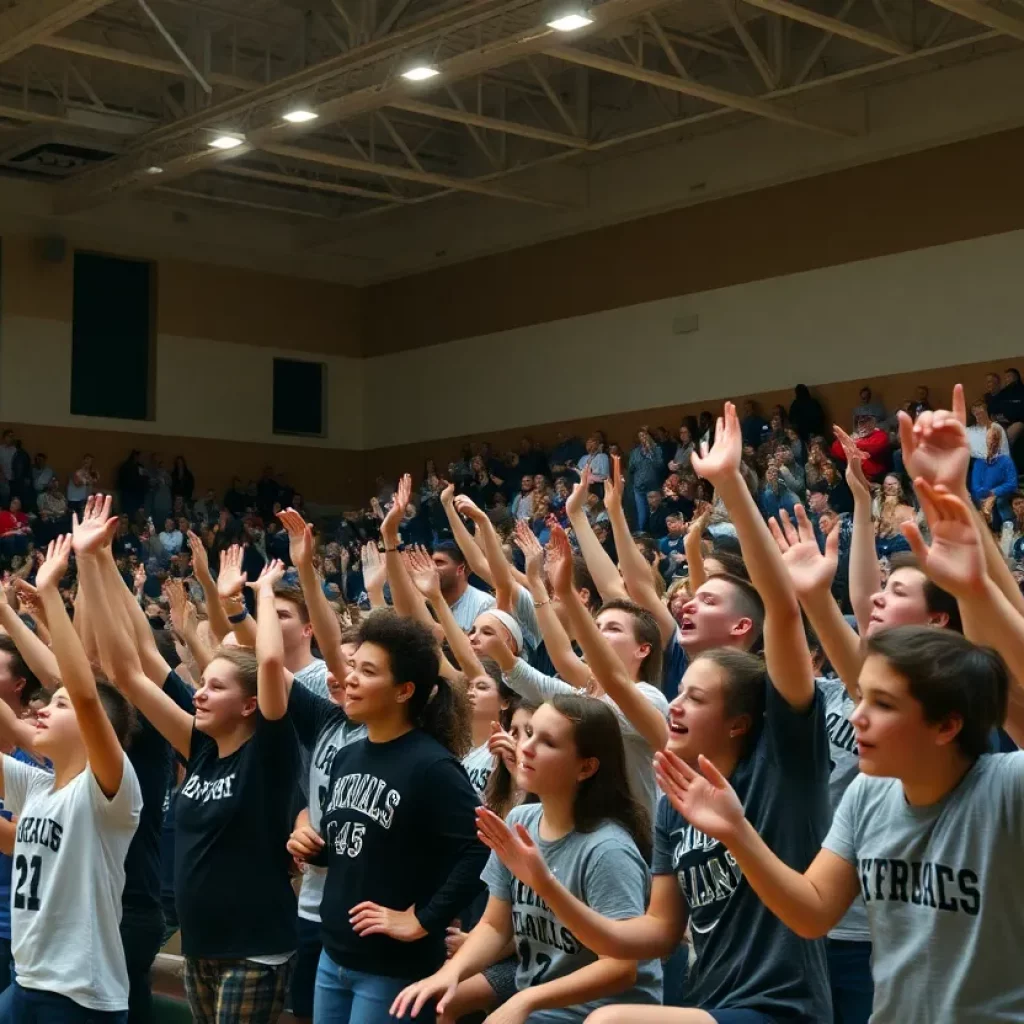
[1,369,1022,623]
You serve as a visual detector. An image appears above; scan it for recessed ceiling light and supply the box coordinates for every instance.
[209,134,244,150]
[547,11,593,30]
[284,109,319,124]
[401,64,439,81]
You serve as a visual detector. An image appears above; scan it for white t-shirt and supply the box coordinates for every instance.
[461,743,495,796]
[449,585,496,633]
[3,753,142,1011]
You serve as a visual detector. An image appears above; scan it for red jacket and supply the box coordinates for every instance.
[831,429,890,481]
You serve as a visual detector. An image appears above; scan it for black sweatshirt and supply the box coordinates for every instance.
[319,728,487,980]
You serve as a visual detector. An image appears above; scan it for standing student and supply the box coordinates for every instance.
[0,532,142,1023]
[655,485,1024,1021]
[473,403,833,1024]
[306,613,486,1024]
[80,517,301,1023]
[394,695,662,1024]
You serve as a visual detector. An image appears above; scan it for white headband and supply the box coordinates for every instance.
[482,609,524,655]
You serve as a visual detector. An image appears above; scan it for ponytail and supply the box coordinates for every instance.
[414,675,472,759]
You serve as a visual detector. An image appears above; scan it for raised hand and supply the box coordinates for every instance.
[475,806,552,893]
[187,530,210,577]
[767,505,839,598]
[654,749,745,843]
[901,480,986,599]
[35,536,73,593]
[440,481,455,507]
[564,466,591,519]
[487,720,518,771]
[278,508,314,569]
[691,402,741,484]
[512,522,545,583]
[349,901,426,942]
[453,494,487,524]
[14,580,47,626]
[361,542,387,593]
[898,386,970,494]
[251,558,287,593]
[164,577,187,632]
[403,545,442,603]
[602,454,625,512]
[133,563,147,593]
[382,474,413,543]
[544,525,574,597]
[832,425,871,502]
[71,494,117,556]
[217,545,248,600]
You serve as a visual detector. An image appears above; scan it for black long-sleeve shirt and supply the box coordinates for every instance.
[319,728,487,980]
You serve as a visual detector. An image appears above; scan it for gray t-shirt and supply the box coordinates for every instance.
[817,676,870,942]
[450,585,496,632]
[504,660,669,815]
[294,658,330,700]
[823,753,1024,1022]
[653,683,832,1021]
[462,743,495,796]
[482,803,662,1022]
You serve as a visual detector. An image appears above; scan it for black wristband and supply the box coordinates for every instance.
[227,607,249,624]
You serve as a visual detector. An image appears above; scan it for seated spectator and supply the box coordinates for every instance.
[192,488,221,526]
[774,442,806,499]
[510,475,535,521]
[0,497,32,559]
[852,385,887,426]
[35,476,69,544]
[1000,492,1024,563]
[873,473,915,558]
[967,399,1010,459]
[577,434,610,489]
[784,425,806,466]
[645,489,670,539]
[759,459,799,521]
[831,413,890,481]
[991,367,1024,453]
[789,383,826,439]
[223,475,247,518]
[529,495,553,545]
[516,436,548,478]
[549,431,586,468]
[969,425,1018,528]
[158,516,184,558]
[585,492,609,528]
[658,513,687,580]
[667,424,696,474]
[903,384,931,420]
[740,400,769,449]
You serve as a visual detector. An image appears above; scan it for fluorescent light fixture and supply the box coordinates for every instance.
[547,12,593,29]
[144,165,164,175]
[401,64,439,81]
[209,134,244,150]
[284,108,319,124]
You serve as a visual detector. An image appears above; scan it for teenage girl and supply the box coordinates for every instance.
[393,694,663,1024]
[78,509,301,1023]
[0,528,141,1023]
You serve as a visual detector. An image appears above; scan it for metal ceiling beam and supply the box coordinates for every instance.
[156,185,341,220]
[719,0,776,87]
[389,98,590,147]
[41,36,259,90]
[924,0,1024,42]
[545,46,853,136]
[260,141,568,206]
[218,164,403,203]
[740,0,911,55]
[0,0,117,66]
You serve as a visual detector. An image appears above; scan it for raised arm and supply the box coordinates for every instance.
[165,578,213,675]
[379,475,437,631]
[454,495,516,611]
[833,425,880,635]
[361,542,388,611]
[439,482,494,586]
[769,508,863,699]
[217,545,257,647]
[513,524,590,690]
[0,584,60,690]
[250,559,290,720]
[187,530,231,643]
[603,455,677,647]
[278,509,347,683]
[549,526,668,752]
[683,503,712,593]
[404,546,482,679]
[654,749,859,938]
[903,481,1024,744]
[46,500,126,797]
[563,467,628,604]
[693,403,815,710]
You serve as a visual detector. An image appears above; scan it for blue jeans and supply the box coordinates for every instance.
[826,938,873,1024]
[313,951,434,1024]
[633,489,650,531]
[9,983,127,1023]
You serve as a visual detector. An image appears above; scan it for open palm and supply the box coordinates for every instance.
[403,546,442,602]
[769,506,838,598]
[899,410,970,494]
[902,482,984,599]
[361,543,387,592]
[565,467,591,518]
[691,402,740,484]
[72,494,116,555]
[654,751,744,844]
[475,807,551,893]
[278,508,313,568]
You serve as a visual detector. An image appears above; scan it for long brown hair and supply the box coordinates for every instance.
[483,697,538,820]
[549,694,652,861]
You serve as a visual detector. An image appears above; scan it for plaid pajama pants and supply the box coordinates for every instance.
[184,956,294,1024]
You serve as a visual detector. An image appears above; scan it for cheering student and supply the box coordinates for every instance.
[393,694,663,1024]
[657,482,1024,1022]
[0,531,142,1022]
[79,516,301,1022]
[305,613,485,1024]
[475,403,833,1024]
